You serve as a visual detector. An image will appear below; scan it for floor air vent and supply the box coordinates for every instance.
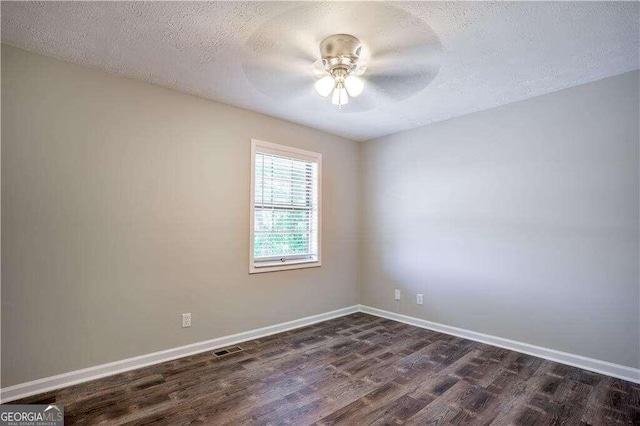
[213,346,243,358]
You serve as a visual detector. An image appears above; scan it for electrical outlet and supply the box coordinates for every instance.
[417,294,424,305]
[394,289,401,301]
[182,313,191,328]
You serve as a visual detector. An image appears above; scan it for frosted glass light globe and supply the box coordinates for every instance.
[344,75,364,97]
[314,76,335,97]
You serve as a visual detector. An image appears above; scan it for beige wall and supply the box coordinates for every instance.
[1,45,360,387]
[361,71,640,369]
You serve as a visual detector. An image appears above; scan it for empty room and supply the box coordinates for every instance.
[1,1,639,425]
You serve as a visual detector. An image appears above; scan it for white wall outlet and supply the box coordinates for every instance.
[417,294,424,305]
[394,289,401,301]
[182,313,191,328]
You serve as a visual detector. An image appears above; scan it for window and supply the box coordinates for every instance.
[250,139,321,273]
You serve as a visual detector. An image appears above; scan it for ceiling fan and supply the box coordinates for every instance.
[312,34,366,108]
[241,2,442,113]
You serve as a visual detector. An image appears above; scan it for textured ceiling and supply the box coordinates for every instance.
[2,1,639,141]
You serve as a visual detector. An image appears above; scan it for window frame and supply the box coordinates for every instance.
[249,139,322,274]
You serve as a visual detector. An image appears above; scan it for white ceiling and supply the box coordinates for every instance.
[2,1,638,141]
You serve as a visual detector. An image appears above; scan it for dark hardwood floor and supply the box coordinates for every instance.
[9,313,640,425]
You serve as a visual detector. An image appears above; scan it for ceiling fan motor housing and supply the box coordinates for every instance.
[320,34,362,79]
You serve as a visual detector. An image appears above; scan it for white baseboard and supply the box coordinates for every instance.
[3,303,638,403]
[359,305,640,384]
[0,305,359,403]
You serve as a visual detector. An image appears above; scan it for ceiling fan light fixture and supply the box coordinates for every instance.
[314,34,364,109]
[315,76,335,97]
[344,75,364,97]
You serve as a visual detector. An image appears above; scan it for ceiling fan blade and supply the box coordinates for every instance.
[351,65,368,76]
[366,72,439,101]
[367,44,443,77]
[242,62,312,100]
[312,59,327,76]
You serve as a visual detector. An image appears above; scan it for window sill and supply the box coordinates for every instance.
[250,259,321,274]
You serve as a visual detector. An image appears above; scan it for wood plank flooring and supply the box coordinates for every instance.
[8,313,640,425]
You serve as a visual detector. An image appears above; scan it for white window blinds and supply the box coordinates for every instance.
[252,141,320,271]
